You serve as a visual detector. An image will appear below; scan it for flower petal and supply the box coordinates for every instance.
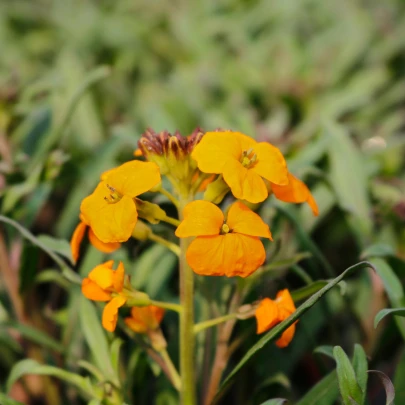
[276,324,296,348]
[70,221,87,262]
[82,278,111,301]
[255,298,281,334]
[125,305,165,334]
[88,228,121,253]
[88,261,115,290]
[227,202,272,239]
[112,261,125,292]
[81,182,138,243]
[102,295,127,332]
[191,131,241,174]
[104,161,161,197]
[271,173,319,216]
[175,200,224,237]
[222,160,268,203]
[186,234,265,277]
[276,289,296,314]
[251,142,288,185]
[233,131,257,151]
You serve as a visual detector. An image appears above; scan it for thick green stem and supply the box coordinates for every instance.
[178,198,196,405]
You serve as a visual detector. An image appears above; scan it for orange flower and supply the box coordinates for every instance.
[175,200,272,277]
[271,173,319,216]
[255,289,297,348]
[191,131,289,203]
[124,305,165,334]
[82,260,127,332]
[80,160,161,243]
[70,215,120,262]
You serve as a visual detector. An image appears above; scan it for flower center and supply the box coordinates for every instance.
[104,184,123,204]
[241,148,257,168]
[220,223,230,234]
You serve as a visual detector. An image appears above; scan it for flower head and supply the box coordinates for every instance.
[82,260,127,332]
[124,305,165,334]
[191,131,289,203]
[176,200,272,277]
[80,160,161,243]
[255,289,297,348]
[271,173,319,216]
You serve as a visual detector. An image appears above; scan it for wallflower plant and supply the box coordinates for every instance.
[72,129,319,405]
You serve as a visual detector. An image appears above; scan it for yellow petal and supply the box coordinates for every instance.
[112,261,125,292]
[271,173,319,216]
[255,298,281,334]
[103,160,161,197]
[251,142,288,185]
[227,202,272,239]
[222,160,268,203]
[81,182,138,243]
[191,131,241,174]
[81,278,111,301]
[102,295,127,332]
[186,234,265,277]
[175,200,224,237]
[88,228,121,253]
[88,261,115,290]
[70,221,87,263]
[232,131,257,151]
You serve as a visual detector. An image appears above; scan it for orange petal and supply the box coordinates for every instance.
[88,228,121,253]
[125,316,148,333]
[81,182,138,243]
[175,200,224,237]
[255,298,281,334]
[222,160,268,203]
[276,289,296,314]
[271,173,319,216]
[112,261,125,292]
[103,160,161,197]
[134,148,143,157]
[82,278,112,301]
[102,295,127,332]
[191,131,241,174]
[251,142,288,186]
[70,221,87,263]
[276,323,296,348]
[88,261,115,290]
[186,234,265,277]
[125,305,165,333]
[227,202,272,239]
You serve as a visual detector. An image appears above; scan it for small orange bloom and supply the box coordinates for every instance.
[70,216,120,262]
[191,131,289,203]
[176,200,272,277]
[125,305,165,334]
[82,260,127,332]
[80,161,161,244]
[271,173,318,216]
[255,289,297,348]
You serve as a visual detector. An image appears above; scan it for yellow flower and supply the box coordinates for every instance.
[124,305,165,334]
[191,131,289,203]
[271,172,319,216]
[255,289,297,348]
[81,260,127,332]
[80,160,161,243]
[70,215,120,262]
[175,200,272,277]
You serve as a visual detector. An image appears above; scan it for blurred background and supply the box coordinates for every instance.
[1,0,405,404]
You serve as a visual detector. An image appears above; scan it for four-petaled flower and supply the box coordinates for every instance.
[175,200,272,277]
[81,260,127,332]
[191,131,289,203]
[80,160,161,244]
[255,289,297,348]
[125,305,165,334]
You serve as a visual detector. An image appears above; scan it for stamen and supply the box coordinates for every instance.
[221,223,230,234]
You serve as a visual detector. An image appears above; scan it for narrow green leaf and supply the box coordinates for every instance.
[0,393,25,405]
[296,371,339,405]
[352,344,368,395]
[360,244,395,260]
[374,308,405,329]
[367,370,395,405]
[110,338,124,378]
[333,346,364,405]
[215,261,373,400]
[36,234,74,264]
[394,349,405,404]
[291,281,329,302]
[314,345,335,360]
[259,399,288,405]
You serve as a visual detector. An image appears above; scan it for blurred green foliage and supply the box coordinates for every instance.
[1,0,405,404]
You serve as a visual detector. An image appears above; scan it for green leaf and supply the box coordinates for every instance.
[110,338,124,377]
[394,349,405,404]
[333,346,364,405]
[0,393,25,405]
[360,243,395,260]
[259,399,288,405]
[291,281,329,302]
[367,370,395,405]
[314,345,335,360]
[36,234,74,264]
[296,371,339,405]
[352,344,368,394]
[215,261,373,400]
[374,308,405,329]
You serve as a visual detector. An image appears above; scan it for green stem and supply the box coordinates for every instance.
[160,349,182,391]
[161,215,181,227]
[150,300,182,313]
[178,198,196,405]
[158,187,180,208]
[148,233,180,256]
[194,313,239,334]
